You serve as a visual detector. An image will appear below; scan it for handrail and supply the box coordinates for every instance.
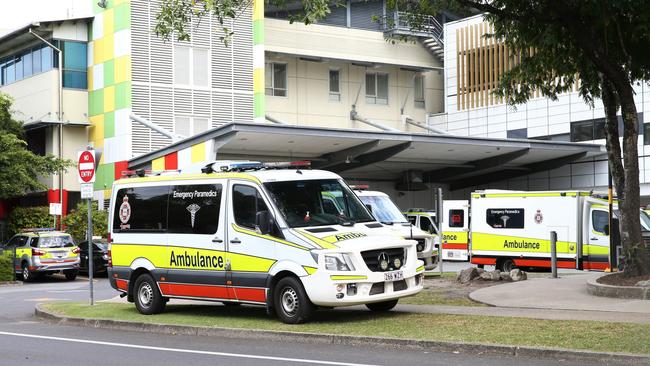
[381,11,444,48]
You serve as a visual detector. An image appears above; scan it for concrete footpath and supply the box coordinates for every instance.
[470,273,650,320]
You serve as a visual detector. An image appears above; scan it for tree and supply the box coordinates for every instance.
[155,1,650,275]
[6,206,52,238]
[62,201,108,243]
[0,93,71,199]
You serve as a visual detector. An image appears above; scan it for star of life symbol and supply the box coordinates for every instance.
[187,204,201,228]
[119,196,131,229]
[534,209,544,224]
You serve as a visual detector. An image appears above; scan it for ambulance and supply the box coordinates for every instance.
[469,190,650,272]
[350,186,439,270]
[107,161,424,324]
[403,200,470,261]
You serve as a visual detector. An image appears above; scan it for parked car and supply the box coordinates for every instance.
[4,229,80,281]
[78,239,109,274]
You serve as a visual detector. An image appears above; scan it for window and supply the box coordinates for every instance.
[592,210,609,235]
[233,185,269,229]
[486,208,525,229]
[175,116,211,137]
[571,114,643,142]
[168,184,222,234]
[419,216,435,233]
[414,75,425,108]
[449,210,465,228]
[6,236,27,248]
[507,128,528,139]
[0,42,70,87]
[61,41,88,89]
[36,235,75,248]
[329,69,340,101]
[174,46,209,87]
[407,216,416,225]
[365,72,388,105]
[113,186,169,232]
[265,63,287,97]
[644,124,650,145]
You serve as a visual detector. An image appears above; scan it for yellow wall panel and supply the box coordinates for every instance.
[114,56,131,83]
[191,142,206,163]
[152,157,165,171]
[104,85,115,112]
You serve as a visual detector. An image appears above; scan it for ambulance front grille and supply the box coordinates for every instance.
[361,248,406,272]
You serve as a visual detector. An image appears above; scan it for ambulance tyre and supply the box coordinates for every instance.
[499,258,516,273]
[134,273,166,315]
[64,270,78,281]
[21,263,32,282]
[366,299,398,312]
[274,276,314,324]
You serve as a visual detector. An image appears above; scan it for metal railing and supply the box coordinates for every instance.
[381,11,444,48]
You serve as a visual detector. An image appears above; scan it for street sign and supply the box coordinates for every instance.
[80,183,94,199]
[77,150,96,183]
[49,203,62,215]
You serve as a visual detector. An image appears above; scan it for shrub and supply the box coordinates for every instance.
[6,206,52,238]
[0,250,14,281]
[63,201,108,243]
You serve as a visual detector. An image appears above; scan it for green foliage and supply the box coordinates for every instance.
[155,0,335,45]
[6,206,52,238]
[0,93,72,199]
[0,250,14,281]
[63,201,108,243]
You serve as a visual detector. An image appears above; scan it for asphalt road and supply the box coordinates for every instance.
[0,270,620,366]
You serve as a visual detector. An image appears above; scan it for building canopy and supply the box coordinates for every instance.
[129,122,605,191]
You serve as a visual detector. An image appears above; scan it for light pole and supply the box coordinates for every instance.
[29,28,64,228]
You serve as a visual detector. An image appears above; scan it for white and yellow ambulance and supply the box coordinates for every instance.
[403,201,470,262]
[350,187,439,270]
[469,190,650,272]
[107,161,424,323]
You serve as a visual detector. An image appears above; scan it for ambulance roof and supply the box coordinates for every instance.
[114,169,342,186]
[354,190,389,197]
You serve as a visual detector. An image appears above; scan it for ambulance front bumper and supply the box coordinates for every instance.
[303,268,425,307]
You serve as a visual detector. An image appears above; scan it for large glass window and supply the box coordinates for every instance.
[61,41,87,89]
[486,208,525,229]
[175,116,210,137]
[264,179,374,228]
[414,75,425,108]
[592,210,609,235]
[329,69,340,101]
[265,63,287,97]
[113,186,169,232]
[365,72,388,105]
[233,185,269,229]
[168,184,222,234]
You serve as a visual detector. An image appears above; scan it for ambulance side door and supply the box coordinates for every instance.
[166,181,228,298]
[588,207,610,266]
[227,181,278,304]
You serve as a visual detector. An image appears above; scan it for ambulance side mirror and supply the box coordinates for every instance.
[255,210,273,235]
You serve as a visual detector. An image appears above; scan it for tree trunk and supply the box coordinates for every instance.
[610,80,650,276]
[601,77,624,199]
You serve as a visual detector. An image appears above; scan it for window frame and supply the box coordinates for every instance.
[365,72,388,105]
[265,62,288,97]
[174,115,211,137]
[329,68,341,102]
[414,74,425,109]
[173,45,211,89]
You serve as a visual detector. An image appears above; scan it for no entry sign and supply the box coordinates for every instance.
[78,150,96,183]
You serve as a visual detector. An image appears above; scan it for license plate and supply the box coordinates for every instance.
[384,270,403,281]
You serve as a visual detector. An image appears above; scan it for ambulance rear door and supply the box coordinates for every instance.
[441,200,469,261]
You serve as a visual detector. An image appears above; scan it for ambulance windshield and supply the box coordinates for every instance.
[357,195,408,224]
[264,179,374,228]
[640,211,650,231]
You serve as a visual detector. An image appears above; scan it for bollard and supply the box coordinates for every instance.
[550,231,558,278]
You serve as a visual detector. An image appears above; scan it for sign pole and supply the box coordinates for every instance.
[88,196,94,305]
[78,147,96,306]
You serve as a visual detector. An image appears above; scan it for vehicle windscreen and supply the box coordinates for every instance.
[264,179,374,228]
[358,195,408,224]
[37,236,75,248]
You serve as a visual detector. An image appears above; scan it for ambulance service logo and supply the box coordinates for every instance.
[187,204,201,228]
[119,196,131,229]
[534,209,543,224]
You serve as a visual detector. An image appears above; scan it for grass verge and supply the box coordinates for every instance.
[398,288,484,306]
[43,302,650,355]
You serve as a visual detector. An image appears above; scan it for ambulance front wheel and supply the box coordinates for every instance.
[134,273,166,315]
[274,276,315,324]
[498,258,516,273]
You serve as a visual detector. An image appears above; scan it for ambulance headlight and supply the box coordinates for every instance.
[325,254,355,271]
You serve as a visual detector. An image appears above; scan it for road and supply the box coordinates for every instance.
[0,270,619,366]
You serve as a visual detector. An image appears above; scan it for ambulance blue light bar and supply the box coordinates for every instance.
[205,160,311,173]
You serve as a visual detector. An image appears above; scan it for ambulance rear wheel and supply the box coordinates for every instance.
[134,273,166,315]
[274,277,314,324]
[21,263,33,282]
[499,259,516,273]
